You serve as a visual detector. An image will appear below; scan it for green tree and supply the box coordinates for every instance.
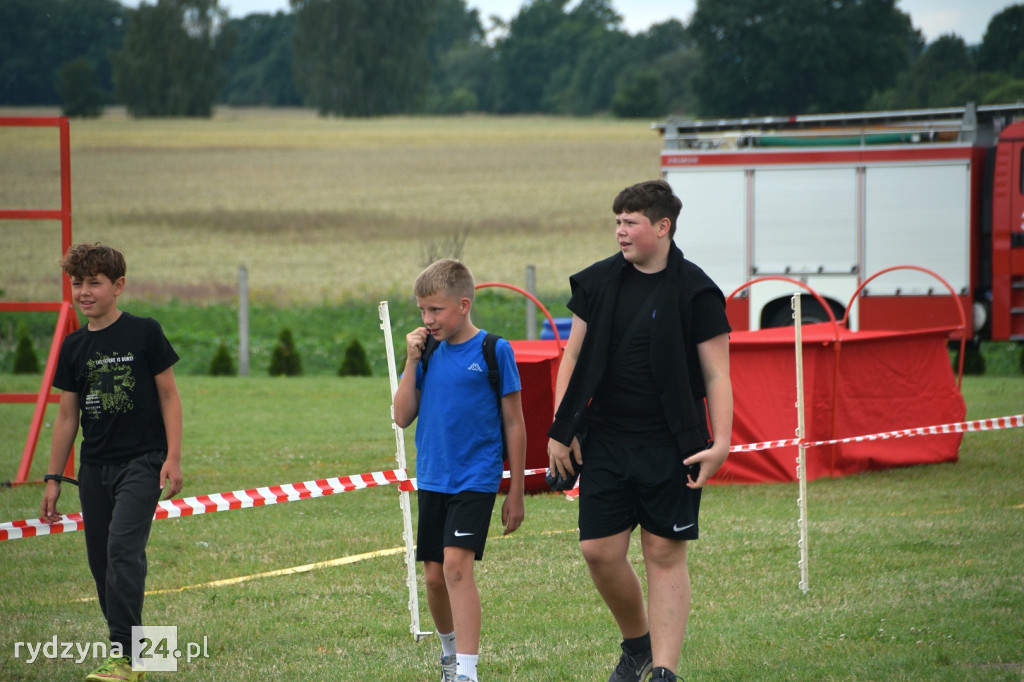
[690,0,919,116]
[57,57,105,117]
[222,12,300,106]
[424,0,487,112]
[977,4,1024,78]
[611,69,663,118]
[979,76,1024,104]
[291,0,438,116]
[492,0,572,112]
[111,0,234,117]
[492,0,625,114]
[870,34,972,108]
[427,45,492,112]
[0,0,124,105]
[425,0,483,63]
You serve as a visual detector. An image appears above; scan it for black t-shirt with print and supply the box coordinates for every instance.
[53,312,179,464]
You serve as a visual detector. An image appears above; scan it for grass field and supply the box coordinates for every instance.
[0,374,1022,681]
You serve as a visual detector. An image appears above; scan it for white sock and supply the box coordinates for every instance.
[438,631,456,657]
[456,653,478,680]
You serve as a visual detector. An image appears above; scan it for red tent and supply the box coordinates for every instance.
[509,323,965,489]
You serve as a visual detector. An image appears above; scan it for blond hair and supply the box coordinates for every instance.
[414,259,475,301]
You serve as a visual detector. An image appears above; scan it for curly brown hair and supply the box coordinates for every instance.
[61,243,127,282]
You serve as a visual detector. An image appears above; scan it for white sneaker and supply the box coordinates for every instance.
[440,654,456,682]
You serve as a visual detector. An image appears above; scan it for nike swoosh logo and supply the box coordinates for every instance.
[453,530,474,537]
[673,523,695,532]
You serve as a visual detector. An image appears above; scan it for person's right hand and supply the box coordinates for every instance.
[406,327,429,364]
[547,436,582,479]
[41,481,63,523]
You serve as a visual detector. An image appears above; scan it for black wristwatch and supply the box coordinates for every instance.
[43,473,79,486]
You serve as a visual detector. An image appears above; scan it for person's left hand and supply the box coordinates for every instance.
[160,460,184,500]
[683,441,729,488]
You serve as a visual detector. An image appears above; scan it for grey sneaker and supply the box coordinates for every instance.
[453,676,475,682]
[608,641,653,682]
[440,654,456,682]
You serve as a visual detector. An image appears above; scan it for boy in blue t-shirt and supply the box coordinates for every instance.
[393,259,526,682]
[40,243,183,682]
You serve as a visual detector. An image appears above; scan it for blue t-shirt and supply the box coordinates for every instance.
[414,330,521,494]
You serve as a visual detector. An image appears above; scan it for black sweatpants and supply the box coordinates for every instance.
[78,451,164,653]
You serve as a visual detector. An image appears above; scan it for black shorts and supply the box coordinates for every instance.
[416,489,497,562]
[578,434,702,542]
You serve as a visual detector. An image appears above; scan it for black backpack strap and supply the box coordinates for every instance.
[420,334,439,375]
[483,333,508,460]
[482,333,501,395]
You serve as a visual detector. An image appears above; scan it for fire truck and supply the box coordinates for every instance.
[656,103,1024,341]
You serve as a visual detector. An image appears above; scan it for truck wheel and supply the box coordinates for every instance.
[763,296,834,327]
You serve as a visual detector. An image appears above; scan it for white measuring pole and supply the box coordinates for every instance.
[378,301,433,641]
[792,295,810,594]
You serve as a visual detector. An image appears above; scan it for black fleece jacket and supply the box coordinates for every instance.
[548,242,727,457]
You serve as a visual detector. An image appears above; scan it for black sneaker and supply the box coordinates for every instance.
[650,667,679,681]
[608,641,653,682]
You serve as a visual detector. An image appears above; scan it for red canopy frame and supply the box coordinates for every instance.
[1,117,78,483]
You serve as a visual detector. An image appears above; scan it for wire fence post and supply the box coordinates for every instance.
[238,265,250,376]
[378,301,433,641]
[793,294,810,594]
[525,265,537,340]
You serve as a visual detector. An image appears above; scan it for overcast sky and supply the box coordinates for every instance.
[120,0,1014,45]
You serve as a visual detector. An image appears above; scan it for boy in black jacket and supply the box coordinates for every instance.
[547,180,732,682]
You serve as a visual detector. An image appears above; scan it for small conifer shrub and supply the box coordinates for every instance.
[13,327,40,374]
[338,338,372,377]
[209,341,235,376]
[269,328,302,376]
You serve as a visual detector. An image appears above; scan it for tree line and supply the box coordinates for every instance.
[1,0,1023,119]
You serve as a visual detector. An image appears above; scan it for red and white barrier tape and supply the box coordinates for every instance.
[3,414,1019,541]
[729,414,1023,453]
[0,467,551,542]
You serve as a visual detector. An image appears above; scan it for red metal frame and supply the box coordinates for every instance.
[726,276,845,473]
[725,275,843,343]
[474,282,563,362]
[0,117,78,483]
[843,265,967,388]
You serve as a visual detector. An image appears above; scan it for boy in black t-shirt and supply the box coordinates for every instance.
[547,180,733,682]
[40,243,182,682]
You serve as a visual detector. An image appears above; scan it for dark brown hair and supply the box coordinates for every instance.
[612,179,682,238]
[61,243,127,282]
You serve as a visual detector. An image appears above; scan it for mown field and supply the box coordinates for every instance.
[0,375,1022,680]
